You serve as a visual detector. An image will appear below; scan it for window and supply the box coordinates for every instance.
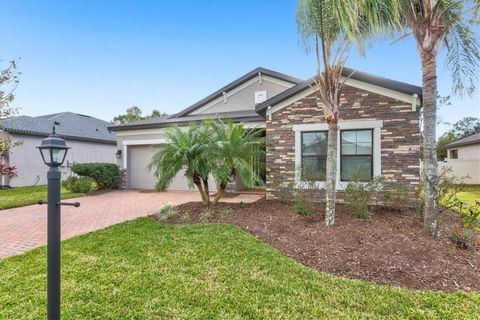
[341,129,373,181]
[301,131,328,181]
[450,149,458,159]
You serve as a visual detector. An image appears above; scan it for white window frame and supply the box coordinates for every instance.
[293,120,383,190]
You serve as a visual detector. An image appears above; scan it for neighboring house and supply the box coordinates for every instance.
[442,133,480,184]
[109,67,422,198]
[0,112,117,187]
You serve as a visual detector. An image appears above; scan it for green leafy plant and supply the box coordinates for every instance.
[344,173,384,219]
[200,209,214,222]
[382,182,412,211]
[71,163,119,190]
[62,176,94,193]
[449,200,480,249]
[293,190,314,217]
[219,208,233,217]
[156,204,179,221]
[182,211,191,223]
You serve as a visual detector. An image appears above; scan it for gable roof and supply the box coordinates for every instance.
[255,67,423,115]
[1,112,116,144]
[446,132,480,149]
[172,67,302,118]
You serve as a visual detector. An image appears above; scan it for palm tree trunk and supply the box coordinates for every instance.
[213,181,227,204]
[421,52,440,238]
[194,175,208,206]
[202,178,210,206]
[325,118,338,227]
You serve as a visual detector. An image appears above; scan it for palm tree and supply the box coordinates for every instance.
[297,0,352,226]
[149,123,212,205]
[337,0,480,237]
[207,119,265,204]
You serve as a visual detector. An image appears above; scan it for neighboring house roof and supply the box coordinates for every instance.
[1,112,116,144]
[255,67,423,115]
[445,132,480,149]
[171,67,302,118]
[109,111,263,131]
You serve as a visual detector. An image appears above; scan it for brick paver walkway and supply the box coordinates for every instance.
[0,190,263,258]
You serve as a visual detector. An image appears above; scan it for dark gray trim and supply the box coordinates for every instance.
[2,128,117,145]
[255,67,423,115]
[108,115,265,131]
[171,67,302,118]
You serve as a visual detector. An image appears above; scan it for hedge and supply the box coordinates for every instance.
[71,163,119,190]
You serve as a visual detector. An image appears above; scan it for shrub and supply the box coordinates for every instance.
[219,208,233,217]
[449,200,480,249]
[200,209,214,222]
[156,204,179,221]
[382,182,412,211]
[62,176,94,193]
[293,190,314,216]
[344,174,384,219]
[71,163,119,190]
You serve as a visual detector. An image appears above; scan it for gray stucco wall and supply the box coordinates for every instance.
[6,133,117,187]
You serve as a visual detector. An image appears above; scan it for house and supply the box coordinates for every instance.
[109,67,422,198]
[442,132,480,184]
[0,112,117,187]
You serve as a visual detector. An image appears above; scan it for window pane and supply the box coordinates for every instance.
[302,156,326,181]
[341,156,372,181]
[356,142,372,155]
[302,132,327,156]
[356,130,372,143]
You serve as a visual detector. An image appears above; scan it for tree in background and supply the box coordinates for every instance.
[0,60,22,156]
[338,0,480,237]
[112,106,166,124]
[436,131,456,161]
[452,117,480,138]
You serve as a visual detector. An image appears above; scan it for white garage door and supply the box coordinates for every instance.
[128,145,192,190]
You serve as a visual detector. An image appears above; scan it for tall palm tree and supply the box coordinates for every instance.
[297,0,352,226]
[149,123,212,205]
[207,119,265,204]
[337,0,479,237]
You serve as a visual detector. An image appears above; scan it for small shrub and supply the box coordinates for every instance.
[344,174,384,219]
[200,209,214,222]
[272,182,294,204]
[156,204,179,221]
[449,200,480,249]
[382,182,411,211]
[71,163,119,190]
[182,211,191,223]
[293,190,314,216]
[62,176,94,193]
[219,208,233,217]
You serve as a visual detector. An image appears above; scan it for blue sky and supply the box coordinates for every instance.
[0,0,478,136]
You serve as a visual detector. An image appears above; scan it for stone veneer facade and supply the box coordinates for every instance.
[266,85,421,200]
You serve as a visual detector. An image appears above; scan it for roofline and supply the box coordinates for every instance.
[108,115,265,131]
[1,127,116,145]
[255,68,423,115]
[171,67,302,118]
[445,135,480,149]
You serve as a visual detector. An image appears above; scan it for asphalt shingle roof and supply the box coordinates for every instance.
[1,112,116,143]
[446,132,480,148]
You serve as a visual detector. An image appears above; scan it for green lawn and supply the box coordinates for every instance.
[0,185,85,210]
[457,185,480,206]
[1,218,478,319]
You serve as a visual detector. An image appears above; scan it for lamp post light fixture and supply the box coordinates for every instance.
[37,127,79,320]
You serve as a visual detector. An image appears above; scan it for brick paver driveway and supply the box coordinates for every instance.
[0,190,263,258]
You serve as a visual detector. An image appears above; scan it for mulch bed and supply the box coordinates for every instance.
[152,198,480,292]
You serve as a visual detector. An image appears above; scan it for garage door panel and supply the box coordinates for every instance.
[128,145,216,191]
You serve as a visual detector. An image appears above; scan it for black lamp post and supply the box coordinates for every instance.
[37,127,79,320]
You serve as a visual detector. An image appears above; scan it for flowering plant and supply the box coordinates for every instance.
[0,163,17,178]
